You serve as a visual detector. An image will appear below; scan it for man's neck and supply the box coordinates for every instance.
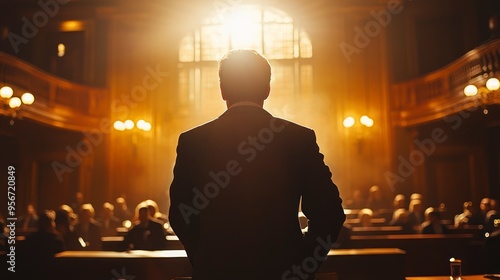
[227,100,263,109]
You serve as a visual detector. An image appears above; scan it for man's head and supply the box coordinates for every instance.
[138,206,150,224]
[393,194,406,209]
[79,203,95,224]
[38,210,56,233]
[218,49,271,105]
[102,202,114,219]
[428,210,442,223]
[481,198,491,213]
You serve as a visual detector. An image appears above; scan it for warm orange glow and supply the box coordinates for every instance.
[21,92,35,105]
[8,97,21,108]
[360,115,374,127]
[122,220,132,229]
[113,121,126,131]
[486,77,500,91]
[343,116,355,128]
[60,20,84,31]
[137,119,152,131]
[0,86,13,99]
[124,120,134,130]
[57,43,66,57]
[463,85,478,96]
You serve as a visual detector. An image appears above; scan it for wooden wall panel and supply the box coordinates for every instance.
[426,153,474,217]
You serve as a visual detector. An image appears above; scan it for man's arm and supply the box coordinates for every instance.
[299,129,346,269]
[169,133,200,264]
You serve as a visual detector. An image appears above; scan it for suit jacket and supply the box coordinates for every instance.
[123,218,167,250]
[96,216,121,237]
[421,221,450,234]
[18,231,65,280]
[74,220,102,250]
[169,106,345,280]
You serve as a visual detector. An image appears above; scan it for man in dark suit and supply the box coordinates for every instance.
[18,210,65,280]
[123,203,166,250]
[95,202,121,237]
[169,49,345,280]
[74,203,102,250]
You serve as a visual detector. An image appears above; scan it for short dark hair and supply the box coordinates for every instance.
[38,210,56,232]
[218,49,271,102]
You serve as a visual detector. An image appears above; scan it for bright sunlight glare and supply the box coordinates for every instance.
[223,8,261,49]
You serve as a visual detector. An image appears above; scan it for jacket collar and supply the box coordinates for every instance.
[219,104,272,119]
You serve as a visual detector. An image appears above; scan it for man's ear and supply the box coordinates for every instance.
[263,85,270,100]
[220,83,227,100]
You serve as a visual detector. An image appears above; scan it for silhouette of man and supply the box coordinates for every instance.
[168,49,345,280]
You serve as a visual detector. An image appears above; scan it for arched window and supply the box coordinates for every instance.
[178,5,313,117]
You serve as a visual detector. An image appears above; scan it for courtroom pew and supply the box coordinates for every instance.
[346,233,485,276]
[101,235,183,251]
[54,248,406,280]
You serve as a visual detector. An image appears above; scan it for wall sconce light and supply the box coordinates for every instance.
[1,85,35,123]
[343,115,374,128]
[463,76,499,114]
[343,115,374,153]
[113,119,152,156]
[113,119,152,132]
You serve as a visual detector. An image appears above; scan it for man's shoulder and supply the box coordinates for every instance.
[273,117,313,131]
[179,118,218,137]
[179,114,315,140]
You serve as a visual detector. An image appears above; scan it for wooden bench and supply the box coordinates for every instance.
[346,233,485,276]
[53,248,405,280]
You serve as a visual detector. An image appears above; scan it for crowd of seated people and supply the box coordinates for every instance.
[2,194,175,257]
[342,186,499,237]
[3,190,499,271]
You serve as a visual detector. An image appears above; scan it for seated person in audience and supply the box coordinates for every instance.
[409,192,423,202]
[96,202,121,237]
[366,185,390,211]
[123,203,167,250]
[453,201,478,228]
[59,204,78,225]
[389,208,414,233]
[343,188,366,209]
[18,203,39,230]
[421,209,450,234]
[407,199,425,229]
[55,208,81,250]
[115,196,132,223]
[71,191,85,214]
[358,208,374,227]
[18,210,65,280]
[74,203,102,250]
[392,194,406,210]
[144,199,168,224]
[480,197,493,224]
[485,199,499,234]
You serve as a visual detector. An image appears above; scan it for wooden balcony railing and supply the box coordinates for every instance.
[0,52,108,131]
[390,38,500,127]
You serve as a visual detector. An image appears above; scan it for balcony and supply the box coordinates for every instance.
[0,52,108,131]
[390,38,500,127]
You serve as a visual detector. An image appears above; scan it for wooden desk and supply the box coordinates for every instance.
[54,248,405,280]
[347,234,485,276]
[321,248,406,280]
[101,235,184,251]
[55,250,192,280]
[406,275,488,280]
